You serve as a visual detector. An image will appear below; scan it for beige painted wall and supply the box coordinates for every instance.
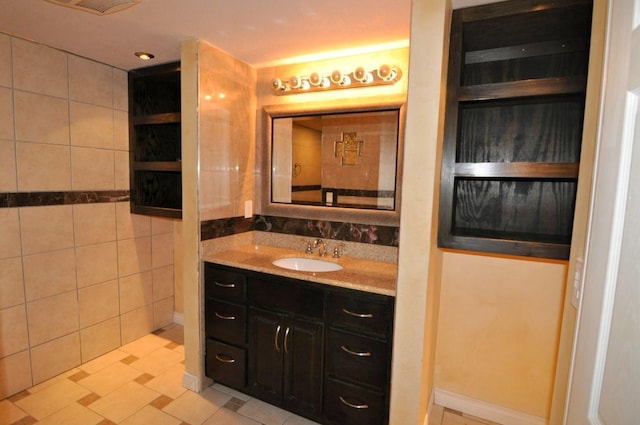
[435,252,567,418]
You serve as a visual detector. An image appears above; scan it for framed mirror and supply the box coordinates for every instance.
[262,96,405,226]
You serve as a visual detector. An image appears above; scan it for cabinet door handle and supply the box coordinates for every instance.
[340,345,371,357]
[339,396,369,410]
[214,281,235,288]
[214,311,236,320]
[284,326,291,353]
[274,325,282,352]
[215,354,235,363]
[342,308,373,318]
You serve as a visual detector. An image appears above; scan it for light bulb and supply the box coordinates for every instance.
[377,64,393,80]
[271,78,284,91]
[354,66,367,82]
[309,72,322,86]
[289,76,302,89]
[330,70,343,85]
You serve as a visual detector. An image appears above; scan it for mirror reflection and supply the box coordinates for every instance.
[271,109,400,211]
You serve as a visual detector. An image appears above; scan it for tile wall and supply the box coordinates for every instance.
[0,34,176,399]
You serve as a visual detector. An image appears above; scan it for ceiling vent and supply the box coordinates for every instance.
[45,0,142,15]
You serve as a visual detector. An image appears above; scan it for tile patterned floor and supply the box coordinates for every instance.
[0,324,497,425]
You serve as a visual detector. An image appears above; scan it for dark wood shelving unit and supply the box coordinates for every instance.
[128,61,182,219]
[438,0,593,260]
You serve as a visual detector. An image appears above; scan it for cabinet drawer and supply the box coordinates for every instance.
[324,377,386,425]
[205,264,246,303]
[206,339,246,390]
[326,292,393,338]
[249,277,323,319]
[326,329,389,390]
[205,299,246,346]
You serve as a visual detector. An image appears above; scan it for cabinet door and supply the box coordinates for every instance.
[284,317,324,419]
[248,307,285,405]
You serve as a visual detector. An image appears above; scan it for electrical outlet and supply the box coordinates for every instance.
[244,200,253,218]
[571,257,584,308]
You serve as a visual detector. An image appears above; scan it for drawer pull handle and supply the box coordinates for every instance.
[284,326,291,353]
[341,345,371,357]
[342,308,373,319]
[215,354,235,363]
[339,396,369,410]
[214,312,235,320]
[274,325,282,352]
[214,281,236,288]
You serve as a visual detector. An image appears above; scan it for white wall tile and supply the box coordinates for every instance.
[71,146,115,190]
[26,291,79,346]
[19,205,74,255]
[0,257,24,309]
[119,271,153,313]
[73,203,117,247]
[68,55,113,107]
[78,280,119,328]
[0,87,14,140]
[80,317,121,363]
[23,248,77,301]
[14,91,69,145]
[16,142,71,191]
[0,305,29,357]
[0,34,12,88]
[0,139,17,193]
[69,101,113,149]
[11,38,67,99]
[0,350,32,399]
[30,333,81,385]
[75,241,118,288]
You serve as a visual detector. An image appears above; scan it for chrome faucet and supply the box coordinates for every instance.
[314,239,327,257]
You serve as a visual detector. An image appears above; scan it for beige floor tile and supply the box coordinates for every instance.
[119,405,182,425]
[129,346,183,376]
[76,361,143,396]
[120,333,170,358]
[162,387,231,425]
[78,349,129,374]
[0,399,28,424]
[442,410,494,425]
[430,404,445,425]
[211,384,252,402]
[144,363,187,399]
[237,398,292,425]
[14,379,91,420]
[88,381,160,423]
[36,402,104,425]
[203,408,261,425]
[283,413,322,425]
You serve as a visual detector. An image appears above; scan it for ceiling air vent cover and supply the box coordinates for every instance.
[45,0,142,15]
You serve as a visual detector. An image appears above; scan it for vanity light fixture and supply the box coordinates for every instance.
[134,51,155,60]
[271,64,402,95]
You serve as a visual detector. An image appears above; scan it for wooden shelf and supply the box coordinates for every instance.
[438,0,593,260]
[129,61,182,218]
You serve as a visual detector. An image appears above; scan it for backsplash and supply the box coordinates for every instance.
[201,214,400,247]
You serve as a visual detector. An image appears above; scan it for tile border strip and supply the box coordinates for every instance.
[201,215,399,247]
[0,190,130,208]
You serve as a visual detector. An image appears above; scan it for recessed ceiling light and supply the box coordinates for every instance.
[45,0,142,16]
[135,51,155,60]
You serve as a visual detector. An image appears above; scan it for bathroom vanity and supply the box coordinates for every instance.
[203,245,395,425]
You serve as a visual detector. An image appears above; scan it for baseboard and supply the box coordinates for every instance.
[182,371,201,392]
[173,311,184,325]
[434,388,547,425]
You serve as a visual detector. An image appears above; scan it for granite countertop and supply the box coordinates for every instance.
[202,244,397,296]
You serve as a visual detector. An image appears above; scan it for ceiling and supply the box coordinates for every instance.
[0,0,412,70]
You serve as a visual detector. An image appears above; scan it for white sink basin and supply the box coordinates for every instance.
[272,257,343,272]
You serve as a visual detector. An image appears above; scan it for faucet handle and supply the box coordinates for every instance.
[302,239,314,254]
[332,242,346,258]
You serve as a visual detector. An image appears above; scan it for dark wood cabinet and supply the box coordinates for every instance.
[128,61,182,218]
[204,262,394,425]
[438,0,593,259]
